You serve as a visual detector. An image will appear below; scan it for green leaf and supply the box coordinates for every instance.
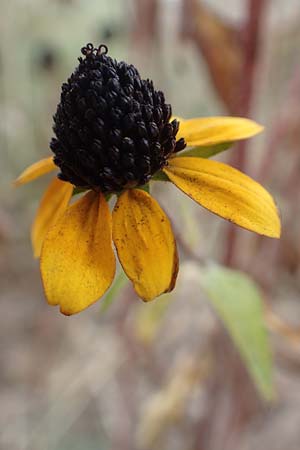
[200,264,274,401]
[100,271,128,313]
[179,141,233,159]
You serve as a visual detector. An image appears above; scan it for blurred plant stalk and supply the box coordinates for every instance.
[181,0,268,266]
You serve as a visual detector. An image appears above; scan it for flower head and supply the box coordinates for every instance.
[51,43,185,192]
[15,44,281,315]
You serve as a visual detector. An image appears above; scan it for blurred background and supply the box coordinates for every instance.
[1,0,300,449]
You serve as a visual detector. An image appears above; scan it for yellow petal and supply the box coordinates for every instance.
[164,157,281,238]
[112,189,178,301]
[176,116,263,147]
[14,157,56,186]
[31,178,73,258]
[40,191,116,315]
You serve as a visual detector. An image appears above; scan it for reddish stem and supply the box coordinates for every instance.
[258,65,300,183]
[223,0,268,267]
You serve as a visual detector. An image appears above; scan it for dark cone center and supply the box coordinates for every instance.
[50,43,186,193]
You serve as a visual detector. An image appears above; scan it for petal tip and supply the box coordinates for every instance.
[60,306,75,316]
[272,223,281,239]
[254,123,264,135]
[13,179,21,187]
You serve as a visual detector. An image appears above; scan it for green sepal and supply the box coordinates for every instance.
[137,183,150,193]
[179,141,233,159]
[152,171,170,182]
[72,187,112,202]
[72,187,88,197]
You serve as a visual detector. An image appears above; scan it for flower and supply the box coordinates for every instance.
[15,43,281,315]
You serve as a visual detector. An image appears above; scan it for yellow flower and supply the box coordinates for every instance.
[15,44,281,315]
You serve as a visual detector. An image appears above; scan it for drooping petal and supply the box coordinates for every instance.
[164,157,281,238]
[31,178,73,258]
[112,189,178,301]
[40,191,116,315]
[176,116,263,147]
[14,157,56,186]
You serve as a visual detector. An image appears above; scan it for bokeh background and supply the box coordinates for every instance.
[1,1,300,449]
